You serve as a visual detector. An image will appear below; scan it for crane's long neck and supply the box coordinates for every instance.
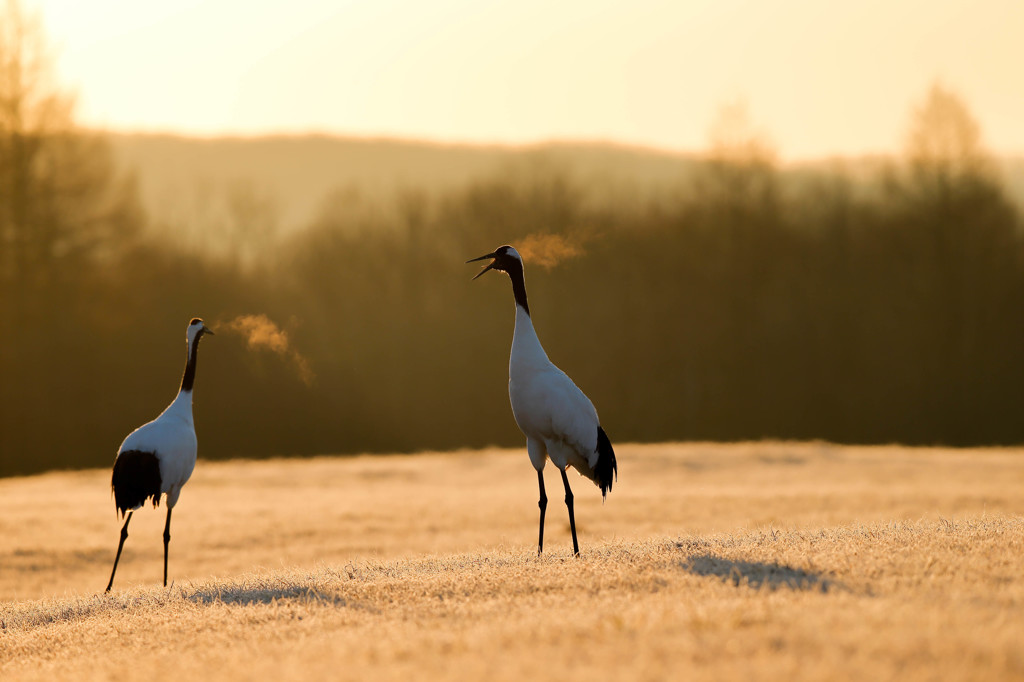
[161,332,203,420]
[508,264,548,368]
[508,263,529,316]
[179,334,202,394]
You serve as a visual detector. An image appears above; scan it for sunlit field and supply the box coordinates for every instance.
[2,442,1023,680]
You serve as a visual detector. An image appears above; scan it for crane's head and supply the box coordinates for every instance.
[466,245,523,280]
[186,317,215,344]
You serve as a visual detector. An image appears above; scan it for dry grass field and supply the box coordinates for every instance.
[1,442,1023,680]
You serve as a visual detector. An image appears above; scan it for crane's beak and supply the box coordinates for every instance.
[466,252,497,280]
[203,328,215,336]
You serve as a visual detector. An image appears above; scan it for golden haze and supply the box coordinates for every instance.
[32,0,1024,158]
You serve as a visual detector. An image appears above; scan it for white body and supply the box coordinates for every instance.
[509,304,601,483]
[118,390,197,509]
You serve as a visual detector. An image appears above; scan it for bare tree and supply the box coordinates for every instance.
[1,0,144,467]
[0,0,140,294]
[903,83,994,203]
[696,100,780,219]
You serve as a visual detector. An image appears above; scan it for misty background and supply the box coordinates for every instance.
[2,2,1023,477]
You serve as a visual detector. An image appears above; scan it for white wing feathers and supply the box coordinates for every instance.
[118,414,198,493]
[512,363,601,478]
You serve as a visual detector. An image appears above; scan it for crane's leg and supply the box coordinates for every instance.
[560,469,580,556]
[105,511,133,592]
[537,470,548,556]
[163,507,173,587]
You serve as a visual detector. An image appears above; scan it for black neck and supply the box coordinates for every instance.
[180,333,202,393]
[507,261,529,316]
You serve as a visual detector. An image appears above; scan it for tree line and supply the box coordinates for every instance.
[1,1,1022,476]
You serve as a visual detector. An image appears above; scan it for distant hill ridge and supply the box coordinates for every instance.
[108,133,1024,236]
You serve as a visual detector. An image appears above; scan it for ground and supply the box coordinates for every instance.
[1,442,1022,680]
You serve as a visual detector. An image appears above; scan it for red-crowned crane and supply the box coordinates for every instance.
[105,317,213,592]
[468,245,616,556]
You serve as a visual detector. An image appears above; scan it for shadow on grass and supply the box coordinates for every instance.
[185,584,341,606]
[0,580,377,633]
[681,554,843,593]
[183,582,380,613]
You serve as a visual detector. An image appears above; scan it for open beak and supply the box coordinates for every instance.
[466,252,497,280]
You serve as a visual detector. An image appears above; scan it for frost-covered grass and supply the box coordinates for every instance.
[2,443,1023,680]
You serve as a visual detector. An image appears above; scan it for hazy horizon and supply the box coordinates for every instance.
[94,128,1024,167]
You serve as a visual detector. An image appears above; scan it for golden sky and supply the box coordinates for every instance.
[34,0,1024,159]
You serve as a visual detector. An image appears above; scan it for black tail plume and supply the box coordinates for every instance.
[111,450,162,518]
[595,426,617,500]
